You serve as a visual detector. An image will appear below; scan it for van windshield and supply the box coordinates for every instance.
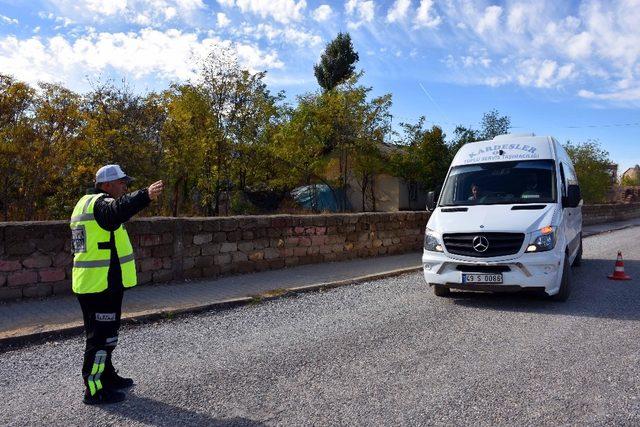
[439,160,556,206]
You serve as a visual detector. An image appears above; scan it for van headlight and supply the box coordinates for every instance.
[526,226,556,252]
[424,229,444,252]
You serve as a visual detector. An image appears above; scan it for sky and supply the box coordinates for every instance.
[0,0,639,175]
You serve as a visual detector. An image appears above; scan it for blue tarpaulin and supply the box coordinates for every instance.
[290,184,350,212]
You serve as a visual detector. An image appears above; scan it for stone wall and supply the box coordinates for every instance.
[581,203,640,226]
[0,212,428,301]
[2,204,639,302]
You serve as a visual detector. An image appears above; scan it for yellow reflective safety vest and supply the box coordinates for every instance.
[70,193,137,294]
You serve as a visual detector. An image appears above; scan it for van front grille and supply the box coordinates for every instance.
[442,233,525,258]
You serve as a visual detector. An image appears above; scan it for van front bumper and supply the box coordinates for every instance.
[422,250,563,295]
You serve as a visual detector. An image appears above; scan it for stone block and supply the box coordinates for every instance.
[271,217,287,228]
[202,266,221,277]
[311,236,326,246]
[22,253,52,269]
[214,253,232,265]
[221,219,238,231]
[201,243,221,256]
[264,248,280,260]
[138,271,153,285]
[0,259,22,272]
[220,242,237,253]
[308,246,320,255]
[141,258,163,272]
[236,262,255,274]
[0,286,22,301]
[183,245,201,257]
[248,251,264,262]
[195,256,214,268]
[298,237,312,247]
[22,284,52,298]
[227,230,242,241]
[242,231,255,240]
[39,268,66,283]
[153,269,174,283]
[153,244,174,258]
[268,259,285,269]
[8,270,38,287]
[285,257,299,266]
[183,268,202,280]
[6,241,36,256]
[232,251,248,262]
[294,227,305,235]
[285,237,299,247]
[237,241,254,253]
[183,257,196,270]
[36,237,65,253]
[53,251,73,268]
[51,281,71,296]
[162,257,172,269]
[293,247,307,257]
[193,233,212,245]
[213,232,227,243]
[140,234,162,247]
[0,273,5,286]
[254,239,269,250]
[162,232,174,244]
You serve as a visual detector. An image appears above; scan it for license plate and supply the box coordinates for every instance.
[462,273,503,284]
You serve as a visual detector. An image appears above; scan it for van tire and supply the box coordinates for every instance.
[551,253,571,302]
[433,284,451,297]
[572,234,583,267]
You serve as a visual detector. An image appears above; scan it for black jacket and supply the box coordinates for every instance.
[86,187,151,290]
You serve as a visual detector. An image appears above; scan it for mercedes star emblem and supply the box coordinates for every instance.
[472,236,489,252]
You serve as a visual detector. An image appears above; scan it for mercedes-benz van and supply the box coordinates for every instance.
[423,133,582,301]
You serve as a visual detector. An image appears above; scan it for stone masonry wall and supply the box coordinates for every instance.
[0,212,428,301]
[1,204,638,302]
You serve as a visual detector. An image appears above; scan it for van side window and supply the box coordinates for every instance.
[559,163,567,196]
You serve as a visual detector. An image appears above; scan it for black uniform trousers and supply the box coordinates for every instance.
[77,286,123,395]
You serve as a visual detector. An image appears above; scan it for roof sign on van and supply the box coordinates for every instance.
[464,143,540,165]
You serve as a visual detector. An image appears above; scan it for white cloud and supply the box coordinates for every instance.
[0,14,19,25]
[579,87,640,101]
[0,29,283,89]
[477,5,502,34]
[217,12,231,27]
[217,0,235,6]
[237,23,321,47]
[312,5,332,22]
[233,0,307,24]
[387,0,410,23]
[345,0,375,29]
[46,0,206,26]
[516,58,575,88]
[414,0,440,28]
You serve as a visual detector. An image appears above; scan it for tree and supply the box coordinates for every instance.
[389,117,451,209]
[448,109,511,156]
[480,109,510,140]
[564,140,612,203]
[313,32,359,92]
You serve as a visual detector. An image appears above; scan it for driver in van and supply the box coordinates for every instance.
[468,183,481,201]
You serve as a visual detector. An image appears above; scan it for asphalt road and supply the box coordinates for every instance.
[1,227,640,426]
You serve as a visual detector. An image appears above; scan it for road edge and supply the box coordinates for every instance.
[0,266,423,352]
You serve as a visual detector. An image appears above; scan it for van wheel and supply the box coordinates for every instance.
[433,284,451,297]
[551,253,571,302]
[572,235,583,267]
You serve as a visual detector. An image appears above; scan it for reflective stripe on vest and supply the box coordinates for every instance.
[70,194,138,294]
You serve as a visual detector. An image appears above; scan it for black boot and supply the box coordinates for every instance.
[103,370,134,390]
[83,388,126,405]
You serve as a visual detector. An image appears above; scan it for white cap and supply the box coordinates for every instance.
[95,164,133,184]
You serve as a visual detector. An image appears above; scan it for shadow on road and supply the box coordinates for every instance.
[103,393,265,427]
[448,259,640,321]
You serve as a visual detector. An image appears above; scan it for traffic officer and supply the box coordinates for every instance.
[70,164,163,405]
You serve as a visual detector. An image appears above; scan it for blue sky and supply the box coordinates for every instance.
[1,0,639,175]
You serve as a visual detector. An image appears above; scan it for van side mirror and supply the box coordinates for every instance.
[562,184,581,208]
[426,191,437,212]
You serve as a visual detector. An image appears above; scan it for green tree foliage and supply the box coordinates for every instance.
[479,109,511,140]
[449,109,511,156]
[389,117,451,203]
[564,140,612,203]
[313,32,359,92]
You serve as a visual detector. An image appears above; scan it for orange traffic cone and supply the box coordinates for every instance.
[608,251,632,280]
